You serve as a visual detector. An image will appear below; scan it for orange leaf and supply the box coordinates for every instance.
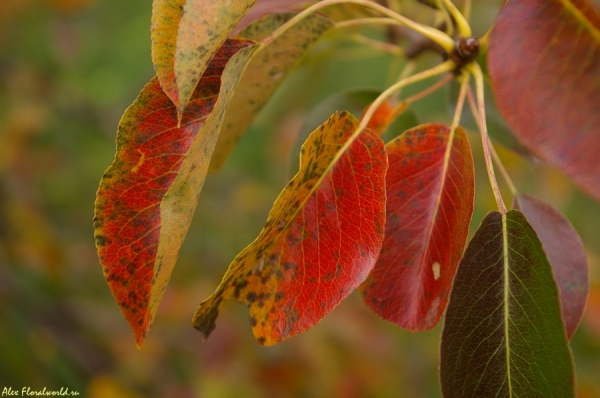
[360,99,408,136]
[193,111,387,345]
[94,39,257,347]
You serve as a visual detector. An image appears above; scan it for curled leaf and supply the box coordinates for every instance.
[94,39,258,347]
[193,111,387,345]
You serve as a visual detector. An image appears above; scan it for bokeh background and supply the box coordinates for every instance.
[1,0,599,397]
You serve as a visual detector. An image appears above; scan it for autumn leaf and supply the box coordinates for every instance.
[440,211,575,398]
[361,124,474,330]
[488,0,600,201]
[360,99,408,136]
[151,0,258,121]
[513,194,589,339]
[209,12,334,172]
[94,39,258,348]
[192,111,387,346]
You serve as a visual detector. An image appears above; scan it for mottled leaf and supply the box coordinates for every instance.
[441,211,575,398]
[514,194,589,339]
[209,12,334,172]
[361,124,474,330]
[151,0,258,121]
[193,111,387,345]
[488,0,600,200]
[94,39,258,347]
[288,89,382,173]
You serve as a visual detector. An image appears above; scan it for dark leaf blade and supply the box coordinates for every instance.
[440,211,575,398]
[488,0,600,200]
[94,39,257,347]
[193,112,387,345]
[513,194,589,339]
[361,124,474,330]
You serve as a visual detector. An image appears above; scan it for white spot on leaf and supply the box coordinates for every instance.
[432,262,441,280]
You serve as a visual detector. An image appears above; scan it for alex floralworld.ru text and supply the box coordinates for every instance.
[1,387,79,396]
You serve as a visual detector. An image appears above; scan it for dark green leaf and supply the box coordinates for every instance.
[440,210,574,398]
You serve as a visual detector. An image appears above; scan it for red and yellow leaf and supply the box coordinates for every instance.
[361,124,474,330]
[488,0,600,200]
[513,194,589,339]
[209,11,334,172]
[94,39,258,347]
[192,111,387,345]
[151,0,258,121]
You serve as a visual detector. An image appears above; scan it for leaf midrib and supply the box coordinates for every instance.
[502,213,513,398]
[557,0,600,42]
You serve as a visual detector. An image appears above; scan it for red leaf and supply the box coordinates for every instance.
[513,194,589,339]
[488,0,600,201]
[192,112,387,345]
[94,39,257,347]
[361,124,474,330]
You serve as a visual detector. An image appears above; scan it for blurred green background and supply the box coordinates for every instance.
[1,0,599,397]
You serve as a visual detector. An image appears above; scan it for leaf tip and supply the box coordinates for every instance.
[133,324,149,349]
[191,301,220,339]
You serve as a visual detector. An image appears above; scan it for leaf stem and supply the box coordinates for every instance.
[260,0,454,53]
[451,73,469,130]
[466,88,518,196]
[347,33,405,55]
[392,59,417,96]
[462,0,472,22]
[404,73,452,105]
[467,62,507,213]
[335,17,401,29]
[360,60,456,132]
[479,28,491,53]
[440,0,472,37]
[435,0,455,36]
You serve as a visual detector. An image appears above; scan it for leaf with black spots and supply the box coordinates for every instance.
[193,111,387,345]
[94,39,258,347]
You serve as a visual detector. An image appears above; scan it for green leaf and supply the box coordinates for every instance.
[440,210,574,398]
[209,11,334,172]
